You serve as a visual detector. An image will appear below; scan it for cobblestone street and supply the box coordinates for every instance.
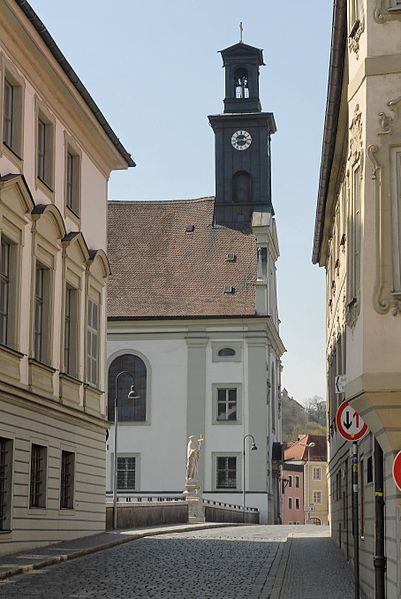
[0,526,356,599]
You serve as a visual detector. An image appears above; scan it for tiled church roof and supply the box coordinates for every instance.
[107,198,257,319]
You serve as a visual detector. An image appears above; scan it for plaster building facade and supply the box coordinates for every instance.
[313,1,401,597]
[107,40,285,524]
[0,0,133,555]
[282,435,328,526]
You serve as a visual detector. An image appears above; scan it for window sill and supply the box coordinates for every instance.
[0,343,24,359]
[213,419,241,425]
[66,204,81,224]
[36,176,54,200]
[60,371,82,385]
[84,382,103,394]
[28,358,56,374]
[2,142,23,169]
[0,529,12,534]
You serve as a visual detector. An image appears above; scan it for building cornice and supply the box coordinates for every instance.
[312,0,347,265]
[5,0,135,172]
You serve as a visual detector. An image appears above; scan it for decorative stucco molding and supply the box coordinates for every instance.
[349,105,364,176]
[368,144,380,180]
[378,112,393,135]
[367,144,390,314]
[374,0,401,23]
[346,299,360,328]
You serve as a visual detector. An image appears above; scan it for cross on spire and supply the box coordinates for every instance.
[239,21,243,43]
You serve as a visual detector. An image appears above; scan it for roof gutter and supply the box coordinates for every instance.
[14,0,135,168]
[312,0,347,265]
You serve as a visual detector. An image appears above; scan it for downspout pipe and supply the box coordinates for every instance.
[374,439,386,599]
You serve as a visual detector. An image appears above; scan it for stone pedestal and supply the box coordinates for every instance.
[183,482,205,523]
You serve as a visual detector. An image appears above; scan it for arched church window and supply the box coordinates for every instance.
[108,354,147,422]
[218,348,236,357]
[234,68,249,99]
[233,171,252,204]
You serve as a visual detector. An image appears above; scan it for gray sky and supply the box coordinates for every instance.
[30,0,332,404]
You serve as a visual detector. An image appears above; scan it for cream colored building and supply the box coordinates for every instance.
[0,1,133,555]
[313,1,401,597]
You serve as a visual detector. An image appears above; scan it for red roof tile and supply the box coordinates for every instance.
[284,434,327,462]
[107,198,257,318]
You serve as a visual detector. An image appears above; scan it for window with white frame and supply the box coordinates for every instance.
[216,387,238,422]
[0,238,15,347]
[34,263,51,364]
[0,437,13,530]
[313,490,322,505]
[29,444,47,508]
[215,455,238,490]
[64,285,78,377]
[117,456,137,491]
[349,0,361,32]
[2,74,23,157]
[66,148,80,216]
[348,165,361,306]
[60,450,75,509]
[288,475,292,488]
[312,467,322,481]
[295,497,300,510]
[295,475,300,488]
[37,113,54,189]
[87,299,98,386]
[288,497,293,510]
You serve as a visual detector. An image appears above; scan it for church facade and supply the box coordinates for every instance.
[107,41,285,524]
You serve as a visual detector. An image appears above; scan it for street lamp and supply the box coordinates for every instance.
[243,433,257,523]
[300,441,315,524]
[113,370,140,530]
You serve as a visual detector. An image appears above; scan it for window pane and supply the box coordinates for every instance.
[60,451,74,509]
[0,437,12,530]
[117,456,136,490]
[216,456,237,489]
[3,80,13,147]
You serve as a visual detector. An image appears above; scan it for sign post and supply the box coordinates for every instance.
[352,442,360,599]
[336,401,368,599]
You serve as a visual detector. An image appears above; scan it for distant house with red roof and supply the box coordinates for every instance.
[282,434,328,525]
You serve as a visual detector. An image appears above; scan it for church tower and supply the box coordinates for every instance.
[208,38,277,229]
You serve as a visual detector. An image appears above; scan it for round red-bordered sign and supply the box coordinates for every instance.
[392,451,401,491]
[336,401,368,441]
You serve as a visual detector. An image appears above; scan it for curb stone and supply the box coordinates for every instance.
[266,535,293,599]
[0,522,242,582]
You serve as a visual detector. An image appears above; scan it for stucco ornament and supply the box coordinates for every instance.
[369,96,401,316]
[349,105,364,176]
[378,111,393,135]
[374,0,401,23]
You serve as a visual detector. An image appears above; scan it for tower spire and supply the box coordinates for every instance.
[239,21,243,43]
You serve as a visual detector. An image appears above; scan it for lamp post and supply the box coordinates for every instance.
[243,433,257,523]
[113,370,140,530]
[300,441,315,524]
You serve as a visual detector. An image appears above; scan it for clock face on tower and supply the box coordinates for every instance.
[231,130,252,151]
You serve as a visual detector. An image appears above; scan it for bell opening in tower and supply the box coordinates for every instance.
[234,68,249,99]
[233,171,252,204]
